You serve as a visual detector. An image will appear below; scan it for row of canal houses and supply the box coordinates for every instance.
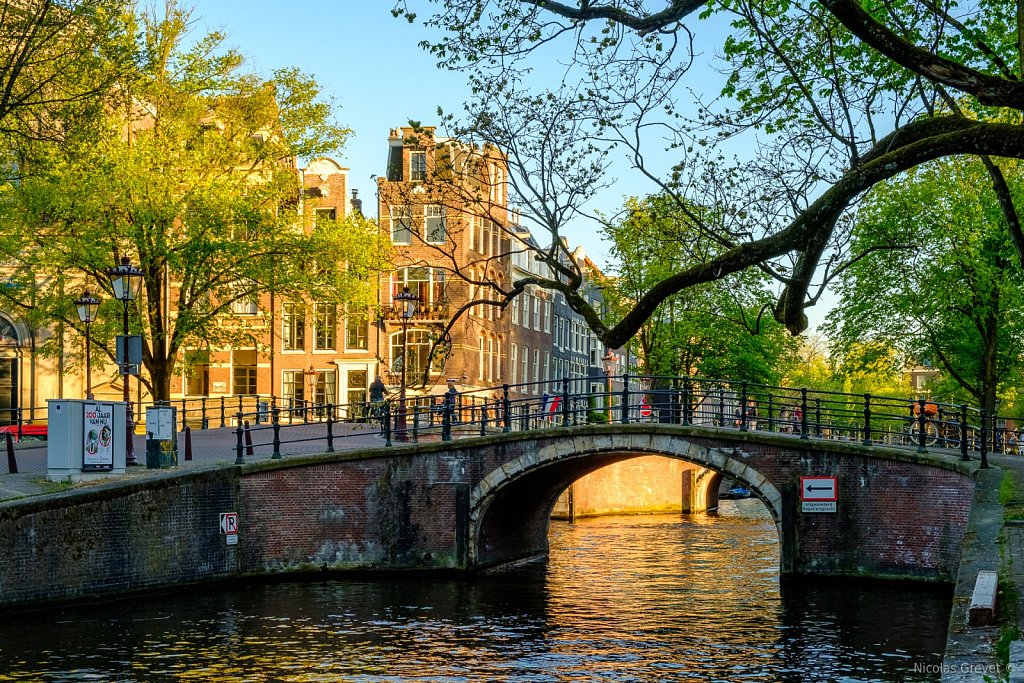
[1,124,627,420]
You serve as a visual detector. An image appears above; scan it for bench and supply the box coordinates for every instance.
[968,570,999,626]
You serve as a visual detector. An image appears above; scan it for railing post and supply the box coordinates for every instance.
[960,404,970,461]
[718,386,725,427]
[442,400,452,442]
[244,420,254,457]
[979,408,989,468]
[814,398,822,437]
[184,425,192,461]
[234,412,245,465]
[384,403,393,447]
[621,373,630,424]
[480,397,488,437]
[767,391,775,432]
[862,393,872,446]
[502,384,511,433]
[800,388,809,439]
[220,396,226,429]
[412,402,420,443]
[181,399,187,431]
[739,381,748,432]
[237,395,243,421]
[561,377,570,427]
[272,407,282,459]
[326,403,335,453]
[917,398,928,453]
[201,397,208,429]
[682,377,692,425]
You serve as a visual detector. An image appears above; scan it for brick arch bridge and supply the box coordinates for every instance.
[234,423,975,583]
[0,423,981,610]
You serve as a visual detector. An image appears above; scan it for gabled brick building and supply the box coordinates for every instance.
[376,125,512,398]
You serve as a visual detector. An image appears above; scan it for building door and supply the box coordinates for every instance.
[0,318,21,424]
[0,358,16,424]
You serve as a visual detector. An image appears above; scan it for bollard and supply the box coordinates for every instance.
[244,420,254,457]
[184,425,193,461]
[5,432,16,474]
[326,404,335,453]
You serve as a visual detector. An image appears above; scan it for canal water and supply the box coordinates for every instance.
[0,500,950,681]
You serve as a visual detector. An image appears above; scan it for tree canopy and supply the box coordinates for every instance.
[392,0,1024,349]
[0,2,382,400]
[602,195,796,384]
[823,156,1024,414]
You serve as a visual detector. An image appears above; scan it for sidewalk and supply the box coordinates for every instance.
[0,419,390,501]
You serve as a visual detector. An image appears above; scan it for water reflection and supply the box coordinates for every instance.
[0,499,948,681]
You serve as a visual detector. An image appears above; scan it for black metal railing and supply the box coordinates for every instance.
[12,376,1022,468]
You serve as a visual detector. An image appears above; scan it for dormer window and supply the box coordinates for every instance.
[410,151,427,182]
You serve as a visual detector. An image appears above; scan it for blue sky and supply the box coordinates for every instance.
[189,2,723,269]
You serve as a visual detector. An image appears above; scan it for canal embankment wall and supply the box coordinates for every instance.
[0,429,980,611]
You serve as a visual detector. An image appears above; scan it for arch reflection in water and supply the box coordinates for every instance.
[0,501,947,681]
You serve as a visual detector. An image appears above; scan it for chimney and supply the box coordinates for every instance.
[350,189,363,216]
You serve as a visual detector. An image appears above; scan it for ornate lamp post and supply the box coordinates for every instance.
[393,286,420,438]
[74,291,100,400]
[107,256,144,466]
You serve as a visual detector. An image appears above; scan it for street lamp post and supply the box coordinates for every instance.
[601,350,619,421]
[304,365,317,419]
[393,286,419,439]
[107,256,144,466]
[74,291,100,400]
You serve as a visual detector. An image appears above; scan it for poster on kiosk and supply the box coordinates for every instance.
[82,402,115,471]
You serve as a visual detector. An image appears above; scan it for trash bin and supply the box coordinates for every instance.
[145,437,177,469]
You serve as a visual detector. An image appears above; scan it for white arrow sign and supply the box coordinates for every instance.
[800,476,837,501]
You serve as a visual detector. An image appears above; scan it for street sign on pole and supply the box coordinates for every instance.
[800,476,837,512]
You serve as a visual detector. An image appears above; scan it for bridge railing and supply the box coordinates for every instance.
[51,375,1008,467]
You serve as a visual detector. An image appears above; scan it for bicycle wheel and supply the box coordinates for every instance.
[906,420,940,447]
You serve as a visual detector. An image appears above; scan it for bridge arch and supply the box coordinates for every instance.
[468,432,783,570]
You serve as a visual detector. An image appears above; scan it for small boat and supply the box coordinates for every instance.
[720,485,752,500]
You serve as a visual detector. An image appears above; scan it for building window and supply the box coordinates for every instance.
[311,369,337,406]
[314,303,337,350]
[544,351,551,390]
[283,303,305,351]
[543,300,551,333]
[391,329,441,379]
[410,150,427,181]
[532,296,540,330]
[232,350,257,395]
[390,205,412,244]
[314,207,337,224]
[283,369,304,403]
[496,339,502,379]
[233,366,257,396]
[425,205,446,243]
[532,348,541,393]
[392,267,445,305]
[510,343,518,384]
[478,337,485,381]
[231,292,258,315]
[346,316,368,350]
[520,345,529,392]
[512,295,519,325]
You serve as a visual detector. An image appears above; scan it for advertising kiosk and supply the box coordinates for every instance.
[47,399,127,481]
